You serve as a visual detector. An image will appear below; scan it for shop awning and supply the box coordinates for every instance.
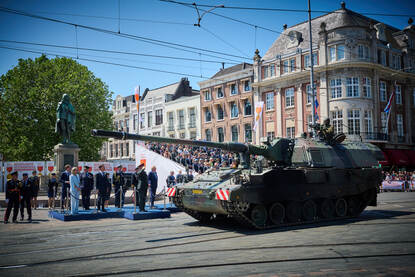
[383,149,411,167]
[379,151,391,166]
[406,150,415,166]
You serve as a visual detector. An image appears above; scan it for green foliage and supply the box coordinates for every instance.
[0,55,113,161]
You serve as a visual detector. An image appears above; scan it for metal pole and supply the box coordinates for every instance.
[163,185,166,210]
[94,188,97,213]
[308,0,316,126]
[119,186,123,211]
[134,186,137,214]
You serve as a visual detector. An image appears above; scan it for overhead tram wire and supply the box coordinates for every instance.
[200,26,249,58]
[0,39,239,65]
[0,45,234,82]
[0,6,250,62]
[160,0,415,17]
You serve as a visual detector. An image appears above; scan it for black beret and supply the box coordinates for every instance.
[11,171,18,176]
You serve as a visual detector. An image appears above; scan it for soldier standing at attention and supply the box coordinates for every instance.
[60,164,71,212]
[4,171,21,224]
[113,165,125,208]
[148,166,158,209]
[96,165,109,212]
[47,173,59,210]
[30,170,40,209]
[136,163,148,212]
[20,173,33,222]
[80,166,93,210]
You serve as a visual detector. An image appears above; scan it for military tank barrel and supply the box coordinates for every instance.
[92,129,252,153]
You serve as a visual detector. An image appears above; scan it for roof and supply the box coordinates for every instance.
[211,62,252,79]
[263,6,402,60]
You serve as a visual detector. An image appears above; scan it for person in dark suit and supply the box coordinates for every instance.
[30,170,40,209]
[20,173,34,222]
[148,166,158,209]
[59,164,71,212]
[113,165,125,208]
[136,163,148,212]
[80,166,94,210]
[47,173,59,210]
[96,164,109,212]
[4,171,21,224]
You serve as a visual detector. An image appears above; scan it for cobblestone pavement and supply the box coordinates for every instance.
[0,192,414,277]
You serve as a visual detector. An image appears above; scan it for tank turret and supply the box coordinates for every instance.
[91,129,293,168]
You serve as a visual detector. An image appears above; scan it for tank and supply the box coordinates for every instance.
[91,127,383,229]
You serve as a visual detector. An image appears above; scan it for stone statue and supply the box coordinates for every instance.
[55,94,76,144]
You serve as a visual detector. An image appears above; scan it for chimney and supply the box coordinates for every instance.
[340,1,346,9]
[283,24,287,30]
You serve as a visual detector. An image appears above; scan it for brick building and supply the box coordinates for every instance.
[199,63,254,143]
[253,2,415,165]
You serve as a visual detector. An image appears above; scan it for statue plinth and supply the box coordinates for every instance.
[53,143,80,173]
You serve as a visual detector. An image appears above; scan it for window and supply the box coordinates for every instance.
[331,110,343,134]
[290,58,296,72]
[285,88,295,108]
[379,81,387,102]
[189,108,196,127]
[263,65,269,78]
[217,87,224,98]
[178,110,185,129]
[244,100,252,116]
[204,90,212,101]
[218,127,225,142]
[155,109,163,125]
[306,84,316,104]
[266,92,274,110]
[329,44,345,61]
[286,127,295,138]
[337,45,345,60]
[364,110,373,133]
[217,105,224,120]
[230,83,238,95]
[244,80,251,91]
[358,45,369,60]
[244,124,252,142]
[283,60,289,73]
[114,121,118,131]
[362,77,371,98]
[395,85,402,104]
[267,132,275,140]
[397,114,404,137]
[125,119,129,132]
[120,143,124,157]
[205,108,211,122]
[126,142,129,157]
[190,132,196,140]
[304,52,318,68]
[110,144,113,158]
[270,65,275,76]
[205,129,212,141]
[392,55,401,70]
[168,112,174,130]
[115,144,118,157]
[306,114,313,132]
[119,120,123,131]
[230,102,239,118]
[381,112,387,134]
[329,47,336,62]
[147,111,152,127]
[346,77,359,97]
[179,133,185,139]
[231,125,238,142]
[330,78,342,99]
[140,113,145,129]
[378,49,387,66]
[133,114,138,131]
[347,109,360,135]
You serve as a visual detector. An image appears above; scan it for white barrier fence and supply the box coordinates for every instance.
[381,180,415,191]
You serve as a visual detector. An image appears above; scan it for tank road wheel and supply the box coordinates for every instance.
[320,199,335,219]
[269,202,285,225]
[250,205,268,227]
[335,198,347,217]
[191,212,213,223]
[347,196,361,217]
[286,202,302,223]
[235,201,250,212]
[302,200,317,221]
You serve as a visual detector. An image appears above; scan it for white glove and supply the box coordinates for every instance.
[5,199,9,204]
[20,196,23,200]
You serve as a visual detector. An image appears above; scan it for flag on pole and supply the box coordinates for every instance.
[314,98,319,121]
[383,83,396,134]
[253,101,264,131]
[134,86,140,111]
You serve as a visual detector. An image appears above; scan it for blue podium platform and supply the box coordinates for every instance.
[48,203,180,222]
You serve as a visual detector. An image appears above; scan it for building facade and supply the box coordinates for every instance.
[199,63,255,143]
[253,2,415,158]
[165,94,201,140]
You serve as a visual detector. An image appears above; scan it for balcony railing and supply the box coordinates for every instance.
[359,132,389,141]
[167,125,175,131]
[188,122,196,128]
[177,123,185,130]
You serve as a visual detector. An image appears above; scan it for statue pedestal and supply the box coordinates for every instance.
[53,143,80,173]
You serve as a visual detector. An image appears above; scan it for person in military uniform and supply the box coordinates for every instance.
[80,166,94,210]
[20,173,34,222]
[47,173,59,210]
[148,166,158,209]
[30,170,40,209]
[59,164,71,212]
[4,171,22,224]
[113,165,125,208]
[96,165,109,212]
[136,163,148,212]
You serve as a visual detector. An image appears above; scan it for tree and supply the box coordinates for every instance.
[0,55,113,161]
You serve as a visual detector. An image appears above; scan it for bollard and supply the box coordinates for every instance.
[134,186,137,214]
[163,185,166,211]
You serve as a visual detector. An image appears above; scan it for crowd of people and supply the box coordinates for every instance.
[382,170,415,191]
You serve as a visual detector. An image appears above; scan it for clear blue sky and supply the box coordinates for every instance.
[1,0,414,98]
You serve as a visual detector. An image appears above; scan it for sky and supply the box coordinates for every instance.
[0,0,414,98]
